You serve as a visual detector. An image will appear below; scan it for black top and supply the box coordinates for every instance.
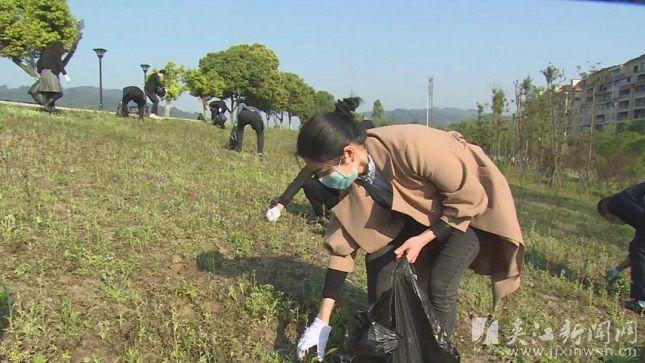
[36,49,66,76]
[145,73,163,93]
[608,182,645,241]
[122,86,145,106]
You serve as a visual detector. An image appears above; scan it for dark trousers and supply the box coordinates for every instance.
[629,236,645,301]
[42,92,63,108]
[121,96,145,120]
[366,219,480,337]
[146,91,160,116]
[302,178,341,218]
[232,110,265,154]
[211,111,226,128]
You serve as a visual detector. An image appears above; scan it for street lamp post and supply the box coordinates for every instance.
[93,48,107,110]
[140,64,150,115]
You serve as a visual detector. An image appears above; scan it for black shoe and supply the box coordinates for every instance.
[308,215,330,226]
[624,300,644,314]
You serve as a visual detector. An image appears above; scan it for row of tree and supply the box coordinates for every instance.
[179,44,336,128]
[453,65,644,188]
[107,45,338,126]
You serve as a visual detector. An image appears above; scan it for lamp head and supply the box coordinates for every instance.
[93,48,107,58]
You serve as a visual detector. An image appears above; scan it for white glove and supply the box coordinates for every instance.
[63,74,71,82]
[297,317,331,361]
[265,206,281,222]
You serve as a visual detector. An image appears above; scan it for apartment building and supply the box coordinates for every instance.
[578,54,645,131]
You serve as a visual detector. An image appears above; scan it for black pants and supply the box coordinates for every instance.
[42,92,63,109]
[302,178,340,218]
[366,219,480,337]
[146,91,160,116]
[231,109,264,154]
[629,236,645,301]
[211,110,226,128]
[121,95,145,120]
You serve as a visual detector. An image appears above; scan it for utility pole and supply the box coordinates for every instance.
[427,76,434,126]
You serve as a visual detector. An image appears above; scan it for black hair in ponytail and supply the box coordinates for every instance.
[297,97,364,163]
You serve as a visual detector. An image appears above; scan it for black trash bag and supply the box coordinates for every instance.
[345,303,399,357]
[228,125,241,151]
[212,113,227,128]
[28,80,47,106]
[156,86,166,97]
[346,259,460,362]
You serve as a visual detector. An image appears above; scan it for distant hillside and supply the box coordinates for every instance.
[382,107,477,126]
[0,85,200,119]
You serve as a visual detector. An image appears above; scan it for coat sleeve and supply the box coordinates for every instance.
[609,182,645,229]
[323,217,359,272]
[404,129,488,232]
[275,166,314,206]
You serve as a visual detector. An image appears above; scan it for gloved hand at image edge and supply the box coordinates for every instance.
[605,267,620,285]
[297,317,332,361]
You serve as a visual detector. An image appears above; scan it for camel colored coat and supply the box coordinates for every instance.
[324,125,524,306]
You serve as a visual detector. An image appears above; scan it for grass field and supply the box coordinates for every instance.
[0,104,642,362]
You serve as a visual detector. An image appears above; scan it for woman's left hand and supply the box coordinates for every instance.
[394,231,435,263]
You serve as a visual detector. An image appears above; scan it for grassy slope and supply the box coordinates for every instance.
[0,105,641,362]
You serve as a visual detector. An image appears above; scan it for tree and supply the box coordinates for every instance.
[248,70,288,128]
[519,76,533,162]
[476,102,486,124]
[184,68,226,121]
[159,61,186,117]
[542,64,564,187]
[281,72,314,130]
[372,99,384,121]
[199,43,280,120]
[312,90,335,115]
[491,88,507,157]
[0,0,83,79]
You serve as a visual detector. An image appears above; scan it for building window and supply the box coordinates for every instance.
[634,65,640,73]
[617,111,629,121]
[634,109,645,119]
[635,97,645,107]
[619,89,631,97]
[617,123,625,132]
[636,85,645,93]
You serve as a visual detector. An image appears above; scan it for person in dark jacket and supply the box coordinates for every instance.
[598,182,645,313]
[144,70,166,118]
[360,118,375,130]
[118,86,146,120]
[30,40,77,112]
[265,166,341,224]
[209,100,228,128]
[265,119,376,224]
[229,103,265,156]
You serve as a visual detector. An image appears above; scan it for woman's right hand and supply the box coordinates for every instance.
[296,317,332,361]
